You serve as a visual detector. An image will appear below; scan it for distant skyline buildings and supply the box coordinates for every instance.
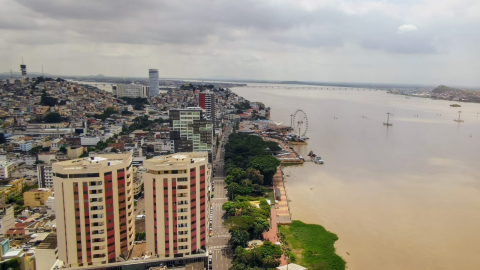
[116,83,149,98]
[149,69,159,97]
[169,108,214,163]
[199,92,216,132]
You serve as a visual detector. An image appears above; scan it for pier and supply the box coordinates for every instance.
[263,137,304,164]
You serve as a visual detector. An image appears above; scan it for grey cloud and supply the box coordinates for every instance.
[0,0,479,85]
[10,0,439,54]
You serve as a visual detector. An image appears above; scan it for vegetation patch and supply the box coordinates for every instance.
[279,221,345,270]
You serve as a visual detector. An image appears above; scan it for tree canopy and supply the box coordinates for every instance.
[45,112,62,123]
[40,91,58,107]
[94,107,117,121]
[231,241,282,269]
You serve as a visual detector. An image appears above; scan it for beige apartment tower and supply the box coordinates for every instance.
[144,153,210,258]
[53,153,135,268]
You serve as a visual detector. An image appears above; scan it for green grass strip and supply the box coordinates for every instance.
[280,220,346,270]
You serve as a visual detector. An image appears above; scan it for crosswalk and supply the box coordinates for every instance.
[210,245,230,250]
[210,234,230,238]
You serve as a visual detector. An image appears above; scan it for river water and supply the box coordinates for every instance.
[232,83,480,270]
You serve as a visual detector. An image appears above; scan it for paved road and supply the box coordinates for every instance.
[208,178,232,270]
[207,125,234,270]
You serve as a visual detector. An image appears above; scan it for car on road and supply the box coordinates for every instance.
[209,232,212,237]
[209,250,212,255]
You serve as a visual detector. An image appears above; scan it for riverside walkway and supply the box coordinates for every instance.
[273,167,292,224]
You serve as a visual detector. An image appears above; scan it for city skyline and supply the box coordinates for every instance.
[0,0,479,86]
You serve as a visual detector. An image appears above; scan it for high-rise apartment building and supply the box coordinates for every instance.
[149,69,159,97]
[20,64,27,79]
[198,91,216,132]
[143,152,210,258]
[169,108,214,162]
[53,153,135,268]
[116,84,148,98]
[37,164,54,188]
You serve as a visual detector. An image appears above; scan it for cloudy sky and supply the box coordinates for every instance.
[0,0,479,86]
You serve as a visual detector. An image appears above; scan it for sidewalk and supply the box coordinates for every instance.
[263,208,289,266]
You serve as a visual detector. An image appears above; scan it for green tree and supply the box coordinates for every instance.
[40,92,58,106]
[95,141,108,151]
[222,201,239,216]
[225,168,246,185]
[59,146,67,153]
[253,217,270,237]
[79,151,89,158]
[0,257,21,270]
[45,112,62,123]
[135,232,146,241]
[230,229,249,249]
[94,107,117,121]
[246,168,264,185]
[249,156,280,186]
[110,147,118,153]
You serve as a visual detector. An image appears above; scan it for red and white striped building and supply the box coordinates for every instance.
[143,152,210,258]
[53,153,135,268]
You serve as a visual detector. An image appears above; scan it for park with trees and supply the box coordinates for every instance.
[222,133,282,269]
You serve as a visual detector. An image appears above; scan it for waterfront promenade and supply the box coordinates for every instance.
[263,166,292,266]
[273,167,292,224]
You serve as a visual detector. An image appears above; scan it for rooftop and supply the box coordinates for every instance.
[52,153,132,171]
[24,188,53,193]
[144,152,208,169]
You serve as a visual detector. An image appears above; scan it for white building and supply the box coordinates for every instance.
[45,195,55,215]
[21,155,36,166]
[80,137,101,146]
[19,142,32,152]
[0,161,15,179]
[116,84,148,98]
[37,164,54,188]
[50,138,63,151]
[0,205,15,236]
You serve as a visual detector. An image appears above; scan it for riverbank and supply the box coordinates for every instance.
[279,221,346,270]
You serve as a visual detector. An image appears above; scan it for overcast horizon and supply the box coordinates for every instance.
[1,0,479,87]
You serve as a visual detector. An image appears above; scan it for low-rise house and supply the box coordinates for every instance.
[0,161,15,179]
[0,204,15,236]
[0,178,24,198]
[23,188,54,208]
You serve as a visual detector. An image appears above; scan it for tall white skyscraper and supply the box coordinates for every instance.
[149,69,159,97]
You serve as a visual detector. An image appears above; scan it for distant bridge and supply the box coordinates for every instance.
[91,84,114,86]
[242,86,388,90]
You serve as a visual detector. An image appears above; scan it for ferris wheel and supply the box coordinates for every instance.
[291,109,308,137]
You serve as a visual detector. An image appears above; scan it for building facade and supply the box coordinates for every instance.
[23,188,54,208]
[198,92,216,132]
[0,205,15,236]
[0,162,15,179]
[116,84,148,98]
[143,153,210,259]
[169,108,214,163]
[149,69,159,97]
[67,146,84,159]
[37,164,54,189]
[53,153,135,268]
